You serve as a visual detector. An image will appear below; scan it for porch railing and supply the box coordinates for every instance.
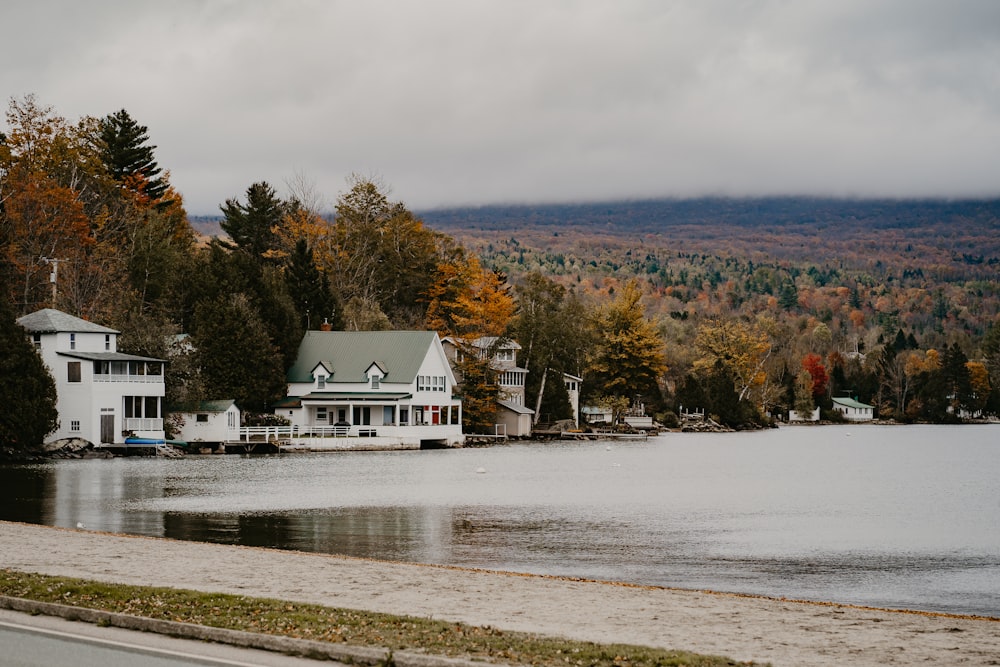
[94,373,164,383]
[124,418,164,431]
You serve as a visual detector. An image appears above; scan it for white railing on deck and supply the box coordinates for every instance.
[94,374,164,383]
[237,423,463,442]
[125,418,164,431]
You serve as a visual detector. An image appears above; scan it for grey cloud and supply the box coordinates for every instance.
[2,0,999,213]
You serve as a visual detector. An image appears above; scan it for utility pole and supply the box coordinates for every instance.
[40,257,67,305]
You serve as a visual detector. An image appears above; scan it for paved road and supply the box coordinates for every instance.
[0,609,342,667]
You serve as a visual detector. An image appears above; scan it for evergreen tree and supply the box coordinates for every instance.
[453,341,500,434]
[536,367,573,422]
[192,293,286,413]
[98,109,167,201]
[0,293,58,456]
[220,181,286,262]
[705,360,753,427]
[286,239,341,330]
[941,343,973,416]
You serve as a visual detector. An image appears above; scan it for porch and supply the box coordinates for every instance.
[237,423,464,450]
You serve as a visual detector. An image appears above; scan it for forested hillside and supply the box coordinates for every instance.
[4,95,1000,446]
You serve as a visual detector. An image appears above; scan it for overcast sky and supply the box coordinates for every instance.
[3,1,1000,214]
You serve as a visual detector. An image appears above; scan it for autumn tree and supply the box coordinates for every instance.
[329,175,458,328]
[965,361,991,417]
[792,369,816,418]
[801,353,829,402]
[1,97,97,312]
[693,318,771,402]
[586,280,666,410]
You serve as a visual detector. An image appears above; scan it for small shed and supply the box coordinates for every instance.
[496,399,534,437]
[170,399,241,445]
[832,397,874,421]
[581,405,614,425]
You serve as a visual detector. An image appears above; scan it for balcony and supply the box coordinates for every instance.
[95,373,164,383]
[125,418,164,431]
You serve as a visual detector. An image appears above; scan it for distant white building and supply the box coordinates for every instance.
[17,308,166,446]
[832,397,875,421]
[563,373,582,427]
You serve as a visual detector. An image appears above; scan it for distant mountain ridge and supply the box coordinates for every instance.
[418,196,1000,233]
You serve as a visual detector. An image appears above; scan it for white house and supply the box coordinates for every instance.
[170,399,241,446]
[278,330,463,447]
[832,396,875,421]
[17,308,166,446]
[441,336,535,436]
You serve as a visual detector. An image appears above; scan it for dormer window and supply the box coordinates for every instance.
[317,374,327,389]
[371,376,381,390]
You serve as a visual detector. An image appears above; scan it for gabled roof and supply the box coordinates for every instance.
[312,360,335,375]
[169,399,237,413]
[17,308,118,334]
[287,331,441,384]
[497,399,534,415]
[832,396,874,409]
[366,360,387,375]
[59,351,164,363]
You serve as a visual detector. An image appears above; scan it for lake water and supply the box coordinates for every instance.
[2,424,998,617]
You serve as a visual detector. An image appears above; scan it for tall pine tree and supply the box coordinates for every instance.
[220,182,286,263]
[99,109,167,201]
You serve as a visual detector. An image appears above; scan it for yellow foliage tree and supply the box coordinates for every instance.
[693,318,772,402]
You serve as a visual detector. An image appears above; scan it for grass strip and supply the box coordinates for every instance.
[0,569,763,666]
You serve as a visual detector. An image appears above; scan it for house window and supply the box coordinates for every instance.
[105,334,111,351]
[70,333,76,350]
[317,407,328,421]
[196,414,208,423]
[32,333,41,348]
[317,375,326,389]
[70,420,80,432]
[353,406,371,425]
[67,362,81,383]
[371,375,381,389]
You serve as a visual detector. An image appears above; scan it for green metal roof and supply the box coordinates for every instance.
[287,331,439,384]
[832,396,873,409]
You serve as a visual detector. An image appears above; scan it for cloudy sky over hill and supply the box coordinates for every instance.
[3,1,999,214]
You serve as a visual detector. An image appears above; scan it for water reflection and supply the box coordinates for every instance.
[1,425,998,617]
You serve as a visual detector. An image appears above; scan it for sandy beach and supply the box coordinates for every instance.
[1,521,996,666]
